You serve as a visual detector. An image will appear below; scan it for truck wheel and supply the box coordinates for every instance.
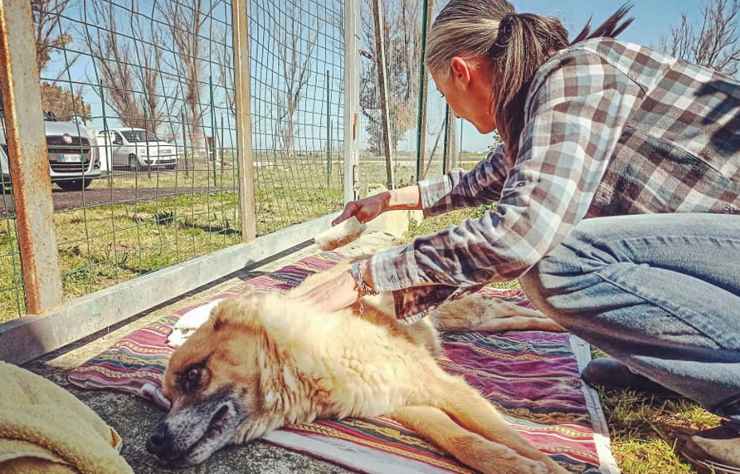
[129,154,140,171]
[57,179,93,191]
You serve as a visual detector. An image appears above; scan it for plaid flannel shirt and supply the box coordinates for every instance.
[368,38,740,323]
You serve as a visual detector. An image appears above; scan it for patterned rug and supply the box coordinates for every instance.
[67,251,618,474]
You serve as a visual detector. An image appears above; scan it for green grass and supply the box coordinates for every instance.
[0,156,356,322]
[0,156,433,322]
[401,207,720,473]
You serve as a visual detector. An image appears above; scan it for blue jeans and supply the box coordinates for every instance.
[520,213,740,430]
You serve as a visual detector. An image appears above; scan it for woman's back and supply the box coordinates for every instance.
[526,37,739,217]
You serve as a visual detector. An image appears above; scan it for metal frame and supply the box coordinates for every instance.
[0,0,64,314]
[232,0,257,241]
[415,0,433,181]
[0,0,355,364]
[0,213,338,364]
[343,0,360,203]
[371,0,394,190]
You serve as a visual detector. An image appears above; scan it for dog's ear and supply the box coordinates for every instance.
[210,295,260,331]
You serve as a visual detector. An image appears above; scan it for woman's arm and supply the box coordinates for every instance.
[367,51,644,293]
[331,185,422,226]
[386,184,422,211]
[417,144,511,218]
[334,145,511,225]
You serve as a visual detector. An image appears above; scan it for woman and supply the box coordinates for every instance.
[293,1,740,471]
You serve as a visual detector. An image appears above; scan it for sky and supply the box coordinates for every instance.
[37,0,710,155]
[404,0,710,153]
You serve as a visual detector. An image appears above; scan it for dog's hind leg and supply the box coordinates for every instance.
[432,293,565,332]
[388,405,550,474]
[430,377,569,474]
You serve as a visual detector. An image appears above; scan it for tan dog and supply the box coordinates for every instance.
[148,264,567,473]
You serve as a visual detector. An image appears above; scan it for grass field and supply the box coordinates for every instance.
[0,154,441,322]
[0,156,351,321]
[403,208,719,474]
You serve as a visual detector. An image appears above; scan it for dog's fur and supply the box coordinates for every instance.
[149,263,567,473]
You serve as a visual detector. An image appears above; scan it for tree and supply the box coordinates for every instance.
[40,83,91,121]
[31,0,73,72]
[30,0,90,120]
[83,0,163,132]
[274,14,319,156]
[360,0,422,154]
[660,0,740,76]
[159,0,215,156]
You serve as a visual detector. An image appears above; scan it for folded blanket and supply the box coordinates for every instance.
[0,361,133,474]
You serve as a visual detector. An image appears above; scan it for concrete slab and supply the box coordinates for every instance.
[23,214,414,473]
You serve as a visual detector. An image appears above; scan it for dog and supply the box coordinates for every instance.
[147,263,567,473]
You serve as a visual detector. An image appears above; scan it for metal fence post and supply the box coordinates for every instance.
[371,0,394,190]
[415,0,433,182]
[0,0,63,315]
[231,0,257,241]
[343,0,360,203]
[443,105,456,173]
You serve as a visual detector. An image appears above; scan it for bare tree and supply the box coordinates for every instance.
[216,30,236,117]
[159,0,215,156]
[660,0,740,76]
[82,0,163,132]
[131,12,165,133]
[31,0,73,72]
[360,0,422,154]
[274,14,319,156]
[30,0,89,119]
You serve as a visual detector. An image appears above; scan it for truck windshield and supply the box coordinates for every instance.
[121,130,160,142]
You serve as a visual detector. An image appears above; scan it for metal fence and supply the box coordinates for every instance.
[356,0,462,198]
[0,0,346,322]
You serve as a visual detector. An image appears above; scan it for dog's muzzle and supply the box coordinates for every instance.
[146,421,180,461]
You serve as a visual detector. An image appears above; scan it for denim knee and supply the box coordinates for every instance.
[519,259,571,325]
[519,235,601,326]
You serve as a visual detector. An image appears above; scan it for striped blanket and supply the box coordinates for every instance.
[67,251,617,473]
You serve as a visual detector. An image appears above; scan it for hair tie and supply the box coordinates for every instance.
[493,13,516,51]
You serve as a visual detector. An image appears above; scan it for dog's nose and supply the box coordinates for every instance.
[146,423,172,457]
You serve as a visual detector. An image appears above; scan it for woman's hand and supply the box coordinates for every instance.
[332,184,423,226]
[288,269,361,313]
[333,192,390,225]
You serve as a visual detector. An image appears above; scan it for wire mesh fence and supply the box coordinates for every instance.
[0,0,345,323]
[356,0,461,197]
[250,0,345,229]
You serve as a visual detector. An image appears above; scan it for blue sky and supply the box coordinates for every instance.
[412,0,709,153]
[40,0,708,155]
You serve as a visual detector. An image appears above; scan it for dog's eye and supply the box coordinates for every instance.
[181,366,202,392]
[187,367,201,384]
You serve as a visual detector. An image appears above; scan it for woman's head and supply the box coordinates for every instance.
[426,1,633,155]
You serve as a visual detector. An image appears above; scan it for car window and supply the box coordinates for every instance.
[113,132,123,145]
[121,130,159,142]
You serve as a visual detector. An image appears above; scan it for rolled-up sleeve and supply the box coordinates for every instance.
[370,52,643,293]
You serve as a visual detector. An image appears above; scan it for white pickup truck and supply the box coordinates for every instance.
[97,128,177,170]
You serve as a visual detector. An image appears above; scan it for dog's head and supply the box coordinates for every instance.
[147,293,281,467]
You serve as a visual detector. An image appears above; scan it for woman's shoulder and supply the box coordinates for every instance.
[537,38,675,81]
[525,38,675,111]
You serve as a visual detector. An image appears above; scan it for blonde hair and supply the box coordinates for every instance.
[426,1,633,157]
